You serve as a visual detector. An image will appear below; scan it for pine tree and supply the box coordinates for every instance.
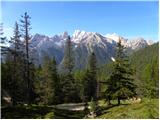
[81,69,90,114]
[35,56,61,105]
[20,12,32,104]
[49,57,61,104]
[84,52,99,115]
[60,35,79,103]
[9,22,21,105]
[63,35,74,73]
[107,39,137,105]
[1,22,26,105]
[0,23,8,59]
[87,52,98,100]
[34,65,43,103]
[81,70,91,102]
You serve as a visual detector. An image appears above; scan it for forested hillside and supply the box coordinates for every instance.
[130,42,159,98]
[97,43,159,98]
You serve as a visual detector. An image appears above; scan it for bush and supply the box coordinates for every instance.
[44,112,55,119]
[90,98,97,113]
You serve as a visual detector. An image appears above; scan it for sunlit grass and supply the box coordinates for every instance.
[97,98,159,119]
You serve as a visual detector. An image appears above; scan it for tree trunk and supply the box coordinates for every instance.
[118,97,120,105]
[108,99,111,105]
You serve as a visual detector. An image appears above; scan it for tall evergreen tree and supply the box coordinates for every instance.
[9,22,21,105]
[106,39,137,105]
[81,52,99,115]
[49,57,61,104]
[60,35,80,103]
[61,73,79,103]
[81,70,91,102]
[0,23,8,58]
[87,52,98,100]
[63,36,74,73]
[20,12,32,104]
[1,22,26,105]
[35,56,61,105]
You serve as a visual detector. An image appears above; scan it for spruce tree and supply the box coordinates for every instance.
[20,12,32,104]
[87,52,98,100]
[9,22,21,105]
[63,35,74,73]
[0,23,8,58]
[49,57,61,104]
[1,22,26,105]
[35,56,61,105]
[81,70,91,102]
[84,52,98,115]
[61,35,79,103]
[107,39,137,105]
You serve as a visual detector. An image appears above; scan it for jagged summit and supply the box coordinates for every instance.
[30,30,154,67]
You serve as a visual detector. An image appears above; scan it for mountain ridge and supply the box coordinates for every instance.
[30,30,154,69]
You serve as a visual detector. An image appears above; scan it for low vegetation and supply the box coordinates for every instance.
[97,98,159,119]
[1,105,85,119]
[2,98,158,119]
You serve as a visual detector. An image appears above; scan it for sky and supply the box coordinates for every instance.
[1,1,159,41]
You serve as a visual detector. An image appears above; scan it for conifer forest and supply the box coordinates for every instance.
[1,1,159,119]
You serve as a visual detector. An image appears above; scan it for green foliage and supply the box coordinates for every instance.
[34,56,61,105]
[106,40,136,104]
[130,43,159,98]
[62,36,74,73]
[1,22,29,106]
[0,23,8,56]
[44,112,55,119]
[87,52,98,100]
[73,52,99,103]
[81,69,92,102]
[73,70,86,100]
[20,12,33,104]
[61,73,80,103]
[98,43,159,100]
[89,98,97,113]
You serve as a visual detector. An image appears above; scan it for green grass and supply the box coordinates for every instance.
[1,98,159,119]
[97,98,159,119]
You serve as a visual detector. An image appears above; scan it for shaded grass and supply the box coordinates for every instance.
[1,105,85,119]
[1,105,54,119]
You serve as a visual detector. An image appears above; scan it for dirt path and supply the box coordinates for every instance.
[54,103,85,111]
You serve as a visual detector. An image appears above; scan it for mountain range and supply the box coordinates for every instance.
[30,30,154,69]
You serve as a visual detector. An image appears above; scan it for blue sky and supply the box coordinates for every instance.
[1,1,158,41]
